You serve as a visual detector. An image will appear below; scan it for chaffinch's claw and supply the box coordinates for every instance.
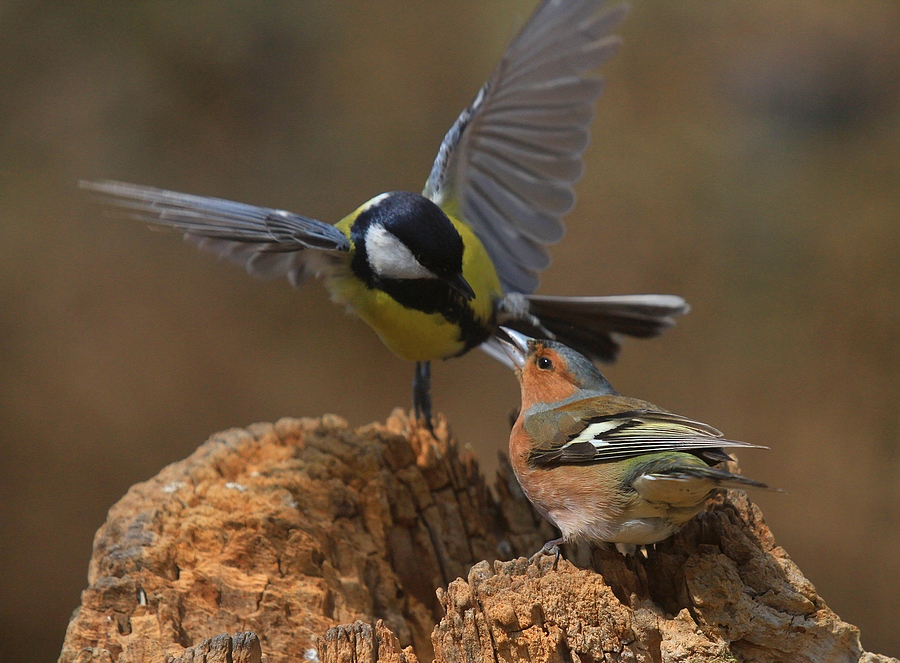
[530,537,564,569]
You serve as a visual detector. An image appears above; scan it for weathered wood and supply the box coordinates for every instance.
[58,411,895,663]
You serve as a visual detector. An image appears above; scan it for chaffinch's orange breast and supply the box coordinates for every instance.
[508,418,629,541]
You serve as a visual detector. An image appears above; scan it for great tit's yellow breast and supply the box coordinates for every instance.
[329,279,468,361]
[451,215,503,323]
[324,210,502,362]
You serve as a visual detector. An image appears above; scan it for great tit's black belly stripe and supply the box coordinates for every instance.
[377,277,494,354]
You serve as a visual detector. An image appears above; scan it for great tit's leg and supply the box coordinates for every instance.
[529,537,564,568]
[413,361,433,430]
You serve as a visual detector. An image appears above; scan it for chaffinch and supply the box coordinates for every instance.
[498,328,768,557]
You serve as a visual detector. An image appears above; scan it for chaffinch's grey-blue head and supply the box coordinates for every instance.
[498,328,768,557]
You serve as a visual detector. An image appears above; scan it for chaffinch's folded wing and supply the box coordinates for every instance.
[527,408,765,466]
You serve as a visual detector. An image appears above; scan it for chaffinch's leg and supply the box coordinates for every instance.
[530,537,564,568]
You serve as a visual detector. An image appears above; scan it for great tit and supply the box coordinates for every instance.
[498,328,768,557]
[82,0,689,425]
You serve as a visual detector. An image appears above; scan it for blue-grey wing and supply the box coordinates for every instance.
[423,0,627,294]
[81,180,350,287]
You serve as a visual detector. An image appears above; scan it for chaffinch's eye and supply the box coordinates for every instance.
[536,356,553,370]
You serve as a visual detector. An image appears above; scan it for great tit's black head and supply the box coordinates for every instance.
[352,191,474,298]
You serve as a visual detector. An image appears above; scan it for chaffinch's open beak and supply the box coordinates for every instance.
[496,327,532,369]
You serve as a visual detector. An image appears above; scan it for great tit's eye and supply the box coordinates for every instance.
[536,356,553,371]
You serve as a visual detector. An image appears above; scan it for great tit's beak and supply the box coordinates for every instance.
[446,272,476,301]
[496,327,531,369]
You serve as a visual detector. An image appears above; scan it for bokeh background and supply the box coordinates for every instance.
[2,1,898,661]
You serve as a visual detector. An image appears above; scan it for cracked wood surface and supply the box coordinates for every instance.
[58,411,895,663]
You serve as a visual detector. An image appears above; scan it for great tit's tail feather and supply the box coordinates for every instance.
[501,293,690,363]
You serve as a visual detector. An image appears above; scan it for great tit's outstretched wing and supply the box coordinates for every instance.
[424,0,627,295]
[81,180,349,287]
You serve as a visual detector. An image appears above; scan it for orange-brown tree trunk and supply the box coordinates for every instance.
[58,412,895,663]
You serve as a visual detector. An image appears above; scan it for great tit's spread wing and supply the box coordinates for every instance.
[81,180,349,287]
[424,0,627,295]
[527,408,765,467]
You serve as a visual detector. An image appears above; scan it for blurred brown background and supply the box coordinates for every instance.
[1,1,898,661]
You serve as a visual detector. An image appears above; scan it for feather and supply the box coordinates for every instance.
[529,408,766,466]
[500,293,690,363]
[81,180,349,287]
[424,0,629,294]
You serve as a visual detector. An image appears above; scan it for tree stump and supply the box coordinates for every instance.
[58,411,895,663]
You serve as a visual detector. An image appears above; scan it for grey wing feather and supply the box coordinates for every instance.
[81,180,349,287]
[424,0,628,294]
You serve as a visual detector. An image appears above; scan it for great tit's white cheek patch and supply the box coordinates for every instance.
[365,224,438,280]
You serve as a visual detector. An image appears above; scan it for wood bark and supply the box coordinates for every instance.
[57,411,895,663]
